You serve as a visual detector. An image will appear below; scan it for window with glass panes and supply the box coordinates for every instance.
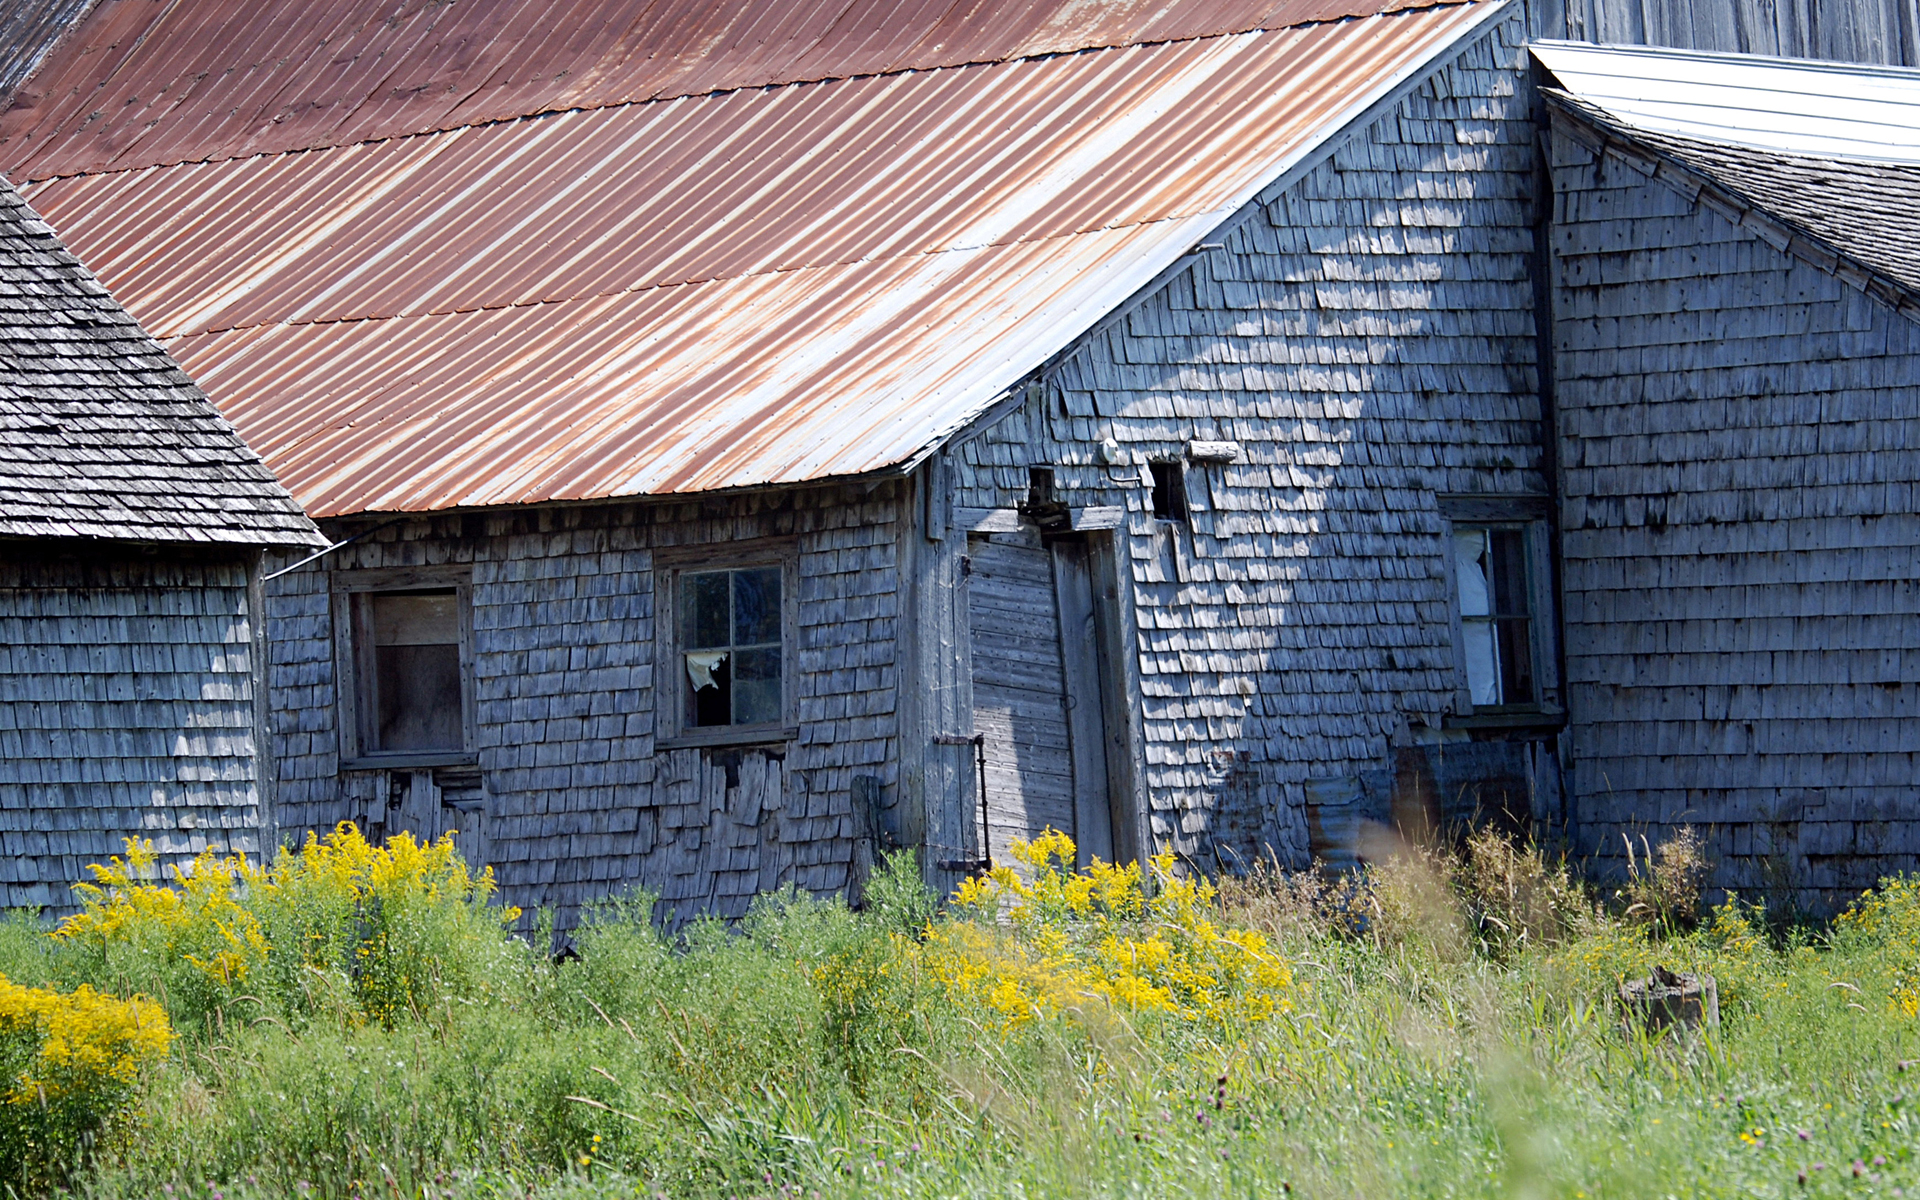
[333,567,474,765]
[364,589,464,751]
[680,566,783,727]
[1452,527,1534,708]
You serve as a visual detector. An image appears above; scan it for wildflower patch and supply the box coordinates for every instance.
[57,823,521,1030]
[1835,875,1920,1016]
[916,832,1298,1029]
[0,976,169,1191]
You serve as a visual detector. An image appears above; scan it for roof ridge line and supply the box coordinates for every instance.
[1543,89,1920,328]
[19,3,1462,186]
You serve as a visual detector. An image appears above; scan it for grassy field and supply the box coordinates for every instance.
[0,823,1915,1200]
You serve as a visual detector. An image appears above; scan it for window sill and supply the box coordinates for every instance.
[340,752,477,771]
[656,726,799,751]
[1443,708,1565,732]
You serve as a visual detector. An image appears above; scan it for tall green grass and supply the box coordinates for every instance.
[7,823,1920,1199]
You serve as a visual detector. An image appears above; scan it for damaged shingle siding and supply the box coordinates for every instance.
[266,484,902,927]
[1552,129,1920,910]
[953,16,1545,867]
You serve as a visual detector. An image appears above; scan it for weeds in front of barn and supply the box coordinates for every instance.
[0,822,1915,1198]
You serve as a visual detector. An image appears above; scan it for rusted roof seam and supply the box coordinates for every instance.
[163,214,1207,340]
[15,1,1471,186]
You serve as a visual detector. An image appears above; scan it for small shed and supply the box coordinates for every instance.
[0,178,323,910]
[1538,42,1920,908]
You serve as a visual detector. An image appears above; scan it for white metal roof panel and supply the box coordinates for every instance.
[1532,39,1920,165]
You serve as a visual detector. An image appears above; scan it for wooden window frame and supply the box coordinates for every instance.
[1438,496,1562,727]
[331,564,477,769]
[653,538,800,749]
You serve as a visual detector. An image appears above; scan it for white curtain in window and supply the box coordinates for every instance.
[1453,530,1500,707]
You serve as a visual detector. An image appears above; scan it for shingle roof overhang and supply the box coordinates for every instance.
[1542,89,1920,329]
[8,0,1509,518]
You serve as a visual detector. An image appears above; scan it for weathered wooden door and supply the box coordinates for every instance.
[967,529,1117,869]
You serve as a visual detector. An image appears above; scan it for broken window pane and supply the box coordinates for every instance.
[682,566,784,728]
[369,589,462,751]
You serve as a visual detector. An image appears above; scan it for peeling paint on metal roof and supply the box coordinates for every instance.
[10,0,1507,517]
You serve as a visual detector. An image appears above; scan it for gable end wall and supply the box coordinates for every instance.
[1552,129,1920,909]
[953,14,1548,867]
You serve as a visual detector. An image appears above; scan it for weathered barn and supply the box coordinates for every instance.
[0,0,1578,920]
[6,0,1919,918]
[0,176,323,911]
[1537,43,1920,908]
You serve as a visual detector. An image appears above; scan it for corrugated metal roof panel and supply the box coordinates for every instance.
[16,0,1507,517]
[4,0,1452,180]
[1533,39,1920,164]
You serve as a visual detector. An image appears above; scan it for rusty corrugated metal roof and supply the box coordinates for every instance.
[8,0,1507,517]
[3,0,1458,178]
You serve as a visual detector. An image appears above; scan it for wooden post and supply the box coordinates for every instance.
[902,457,975,901]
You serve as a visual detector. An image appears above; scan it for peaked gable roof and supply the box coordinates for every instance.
[1538,43,1920,328]
[0,178,323,547]
[6,0,1506,518]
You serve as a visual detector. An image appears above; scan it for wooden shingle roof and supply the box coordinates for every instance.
[0,180,323,547]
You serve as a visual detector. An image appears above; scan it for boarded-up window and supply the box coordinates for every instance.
[681,566,783,728]
[1453,527,1534,707]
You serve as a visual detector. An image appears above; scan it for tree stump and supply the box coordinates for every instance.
[1621,965,1718,1034]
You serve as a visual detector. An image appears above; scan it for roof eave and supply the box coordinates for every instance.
[1543,90,1920,327]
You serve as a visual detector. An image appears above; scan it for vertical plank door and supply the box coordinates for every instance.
[967,530,1077,867]
[1052,539,1115,867]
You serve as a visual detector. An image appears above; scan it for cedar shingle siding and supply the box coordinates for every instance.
[0,548,267,909]
[1550,123,1920,908]
[267,485,901,925]
[954,16,1551,870]
[0,177,319,911]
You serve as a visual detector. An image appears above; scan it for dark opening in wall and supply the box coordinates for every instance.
[1023,465,1070,532]
[1150,461,1188,522]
